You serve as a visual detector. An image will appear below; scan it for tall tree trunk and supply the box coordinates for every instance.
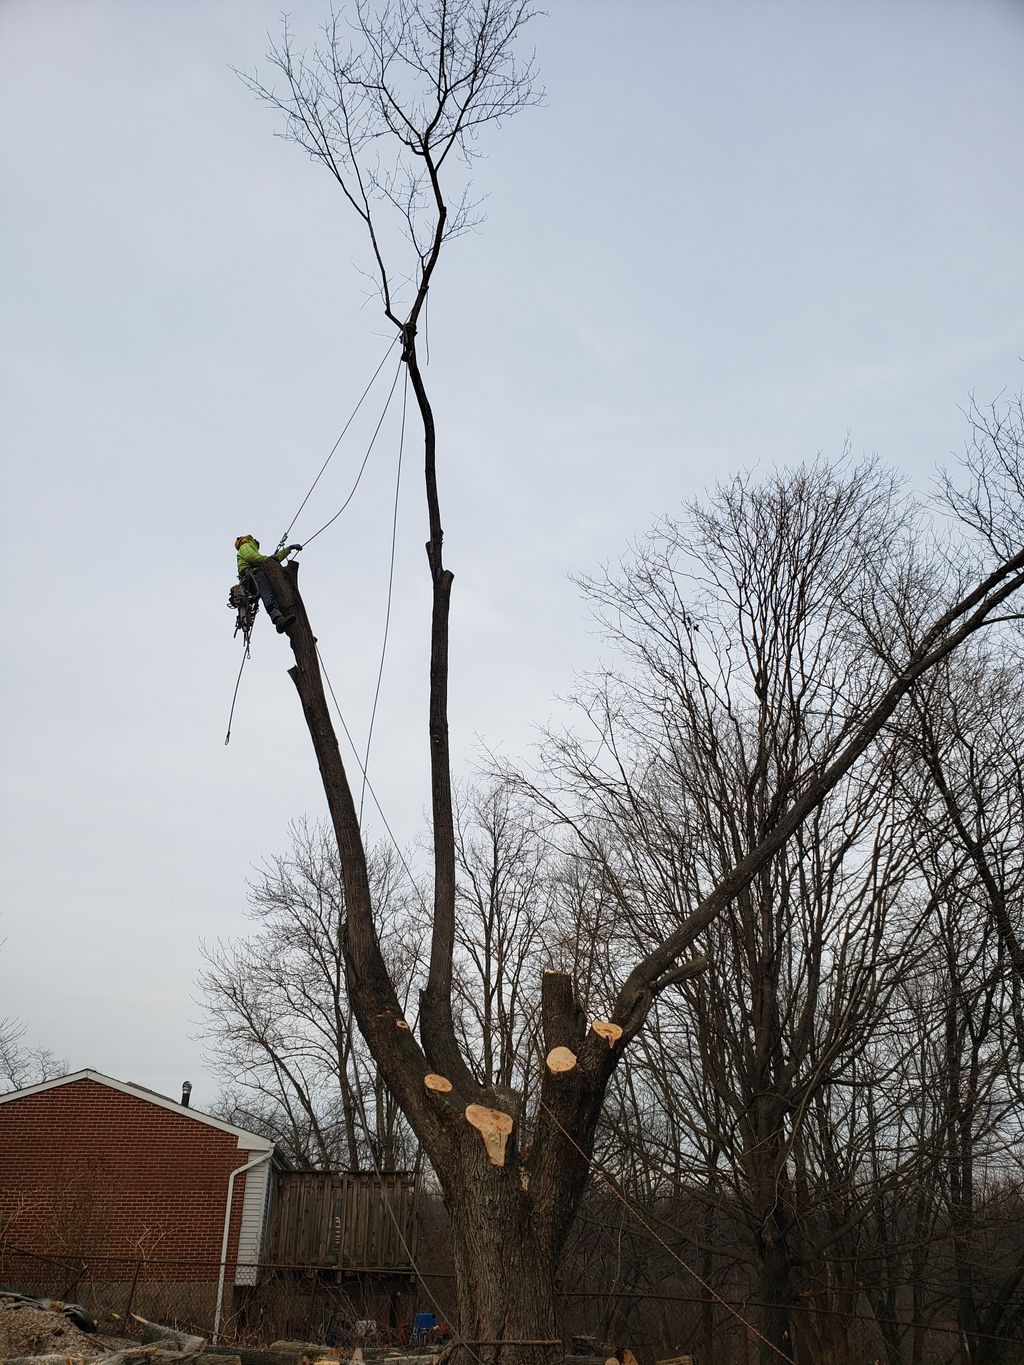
[877,1309,905,1365]
[757,1233,796,1365]
[446,1161,560,1364]
[909,1243,927,1365]
[401,327,475,1096]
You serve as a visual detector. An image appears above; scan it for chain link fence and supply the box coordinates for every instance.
[0,1245,425,1347]
[5,1244,1015,1363]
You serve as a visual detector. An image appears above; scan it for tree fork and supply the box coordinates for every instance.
[255,573,623,1360]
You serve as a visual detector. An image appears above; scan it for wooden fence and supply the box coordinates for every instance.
[266,1171,417,1271]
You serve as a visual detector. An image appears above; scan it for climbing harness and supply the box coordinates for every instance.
[223,577,260,746]
[223,648,249,747]
[228,578,260,655]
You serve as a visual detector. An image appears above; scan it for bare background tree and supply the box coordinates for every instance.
[452,783,556,1096]
[0,1014,65,1094]
[201,822,424,1169]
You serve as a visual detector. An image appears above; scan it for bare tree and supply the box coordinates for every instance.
[899,647,1024,1013]
[0,1016,65,1093]
[542,495,1024,1364]
[525,462,944,1362]
[942,392,1024,564]
[884,717,1024,1365]
[200,820,424,1169]
[240,4,1024,1354]
[452,783,555,1096]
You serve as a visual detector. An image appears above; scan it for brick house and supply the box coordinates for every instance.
[0,1069,277,1320]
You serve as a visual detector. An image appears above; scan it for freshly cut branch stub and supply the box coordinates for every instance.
[395,1019,411,1031]
[591,1019,624,1047]
[424,1072,453,1093]
[465,1103,514,1167]
[545,1046,578,1074]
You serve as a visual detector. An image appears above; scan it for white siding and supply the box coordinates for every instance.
[235,1154,273,1285]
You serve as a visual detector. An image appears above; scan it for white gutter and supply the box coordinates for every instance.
[212,1149,273,1344]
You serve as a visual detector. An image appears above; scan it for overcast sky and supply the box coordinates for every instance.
[2,0,1022,1110]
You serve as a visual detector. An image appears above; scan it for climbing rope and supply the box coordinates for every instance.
[223,339,404,748]
[316,644,429,913]
[225,343,404,747]
[277,334,400,550]
[296,352,404,549]
[359,367,408,824]
[223,649,250,747]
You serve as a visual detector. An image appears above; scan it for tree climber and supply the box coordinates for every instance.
[234,535,301,633]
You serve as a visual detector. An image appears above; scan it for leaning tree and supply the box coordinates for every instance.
[242,5,1024,1360]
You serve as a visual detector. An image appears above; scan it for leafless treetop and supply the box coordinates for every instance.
[240,0,542,324]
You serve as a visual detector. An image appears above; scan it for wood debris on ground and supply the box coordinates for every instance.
[0,1308,641,1365]
[0,1299,105,1359]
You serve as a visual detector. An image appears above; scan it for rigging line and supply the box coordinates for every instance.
[315,644,429,918]
[301,353,404,548]
[360,366,408,826]
[279,335,400,546]
[538,1099,796,1365]
[223,648,250,747]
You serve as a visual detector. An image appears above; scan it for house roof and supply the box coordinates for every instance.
[0,1069,274,1151]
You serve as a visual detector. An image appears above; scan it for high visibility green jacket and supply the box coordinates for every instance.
[236,539,288,575]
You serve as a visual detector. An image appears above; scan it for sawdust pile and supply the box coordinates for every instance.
[0,1301,103,1358]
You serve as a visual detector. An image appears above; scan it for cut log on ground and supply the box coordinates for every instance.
[141,1324,207,1352]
